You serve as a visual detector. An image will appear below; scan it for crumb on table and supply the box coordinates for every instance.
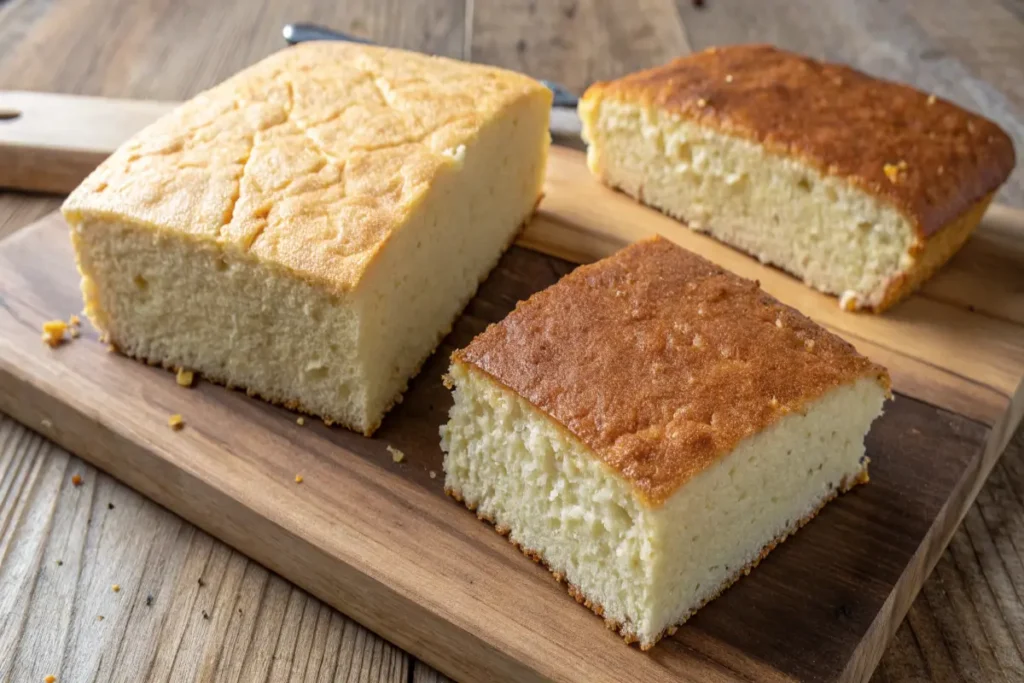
[69,314,81,326]
[45,675,56,683]
[294,474,304,484]
[387,445,405,463]
[168,414,184,431]
[429,470,437,479]
[176,368,195,387]
[41,320,68,347]
[112,584,120,592]
[296,416,305,426]
[71,474,82,487]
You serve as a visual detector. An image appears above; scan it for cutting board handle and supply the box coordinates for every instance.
[0,91,175,194]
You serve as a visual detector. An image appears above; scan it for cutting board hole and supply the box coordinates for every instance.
[0,107,21,121]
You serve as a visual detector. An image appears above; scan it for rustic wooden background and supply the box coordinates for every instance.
[1,1,1023,681]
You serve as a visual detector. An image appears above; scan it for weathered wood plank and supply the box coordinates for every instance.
[1,0,1024,681]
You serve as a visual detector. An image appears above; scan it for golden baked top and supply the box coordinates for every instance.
[456,237,890,506]
[62,42,551,294]
[581,45,1015,239]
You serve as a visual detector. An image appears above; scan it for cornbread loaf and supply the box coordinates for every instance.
[579,45,1016,312]
[62,42,552,435]
[441,237,890,648]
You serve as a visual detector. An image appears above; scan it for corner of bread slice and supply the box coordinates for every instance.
[441,356,887,648]
[579,94,923,312]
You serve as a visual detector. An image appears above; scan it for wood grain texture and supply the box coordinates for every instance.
[0,213,1000,682]
[0,0,1022,681]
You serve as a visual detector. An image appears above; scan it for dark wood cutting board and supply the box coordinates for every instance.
[1,147,1023,682]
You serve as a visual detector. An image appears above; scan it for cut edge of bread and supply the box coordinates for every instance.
[579,96,990,312]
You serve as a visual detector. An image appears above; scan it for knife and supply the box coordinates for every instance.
[0,25,583,195]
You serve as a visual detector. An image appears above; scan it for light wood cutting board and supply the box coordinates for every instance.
[2,91,1024,682]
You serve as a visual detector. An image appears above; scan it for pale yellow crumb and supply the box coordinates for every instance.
[176,368,195,387]
[429,471,437,479]
[296,417,305,426]
[41,418,53,429]
[112,584,120,592]
[41,320,67,347]
[927,94,937,105]
[168,414,184,431]
[387,445,405,463]
[294,474,304,484]
[70,328,81,338]
[69,314,81,326]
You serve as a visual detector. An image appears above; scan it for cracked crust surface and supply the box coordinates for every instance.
[61,42,550,297]
[447,466,869,649]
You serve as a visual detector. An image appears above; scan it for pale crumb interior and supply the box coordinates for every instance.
[442,362,885,646]
[581,98,917,310]
[69,96,549,434]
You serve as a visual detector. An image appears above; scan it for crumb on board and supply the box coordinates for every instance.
[108,502,115,510]
[176,368,195,387]
[71,474,82,487]
[41,320,68,347]
[387,445,405,463]
[294,474,304,484]
[202,610,210,620]
[56,560,63,566]
[197,577,205,587]
[112,584,120,593]
[168,414,184,431]
[429,471,437,479]
[146,594,154,606]
[41,418,53,429]
[45,675,56,682]
[97,615,104,621]
[70,327,81,338]
[69,314,81,326]
[296,416,305,426]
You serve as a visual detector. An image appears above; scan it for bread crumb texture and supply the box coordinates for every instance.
[387,445,405,463]
[581,44,1015,237]
[176,368,195,387]
[41,320,67,347]
[167,414,184,431]
[456,237,889,505]
[61,42,551,433]
[62,41,550,296]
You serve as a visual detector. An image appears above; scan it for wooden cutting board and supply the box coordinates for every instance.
[2,96,1024,682]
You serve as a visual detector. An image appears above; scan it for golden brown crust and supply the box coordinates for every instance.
[62,42,551,297]
[872,193,993,312]
[447,466,869,649]
[582,45,1015,239]
[456,238,889,505]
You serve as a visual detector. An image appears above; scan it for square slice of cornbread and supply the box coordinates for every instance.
[579,45,1015,312]
[62,42,551,435]
[441,237,890,648]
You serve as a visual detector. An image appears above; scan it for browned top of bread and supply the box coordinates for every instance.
[456,237,890,506]
[581,45,1015,239]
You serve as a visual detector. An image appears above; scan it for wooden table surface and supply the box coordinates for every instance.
[1,1,1023,681]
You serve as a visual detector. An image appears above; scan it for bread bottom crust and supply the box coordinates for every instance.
[447,465,869,650]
